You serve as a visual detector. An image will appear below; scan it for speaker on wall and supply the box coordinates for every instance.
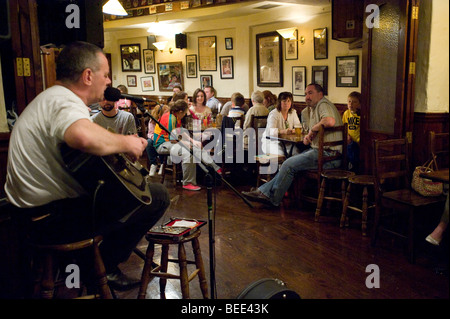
[147,35,157,51]
[175,33,187,49]
[37,0,104,48]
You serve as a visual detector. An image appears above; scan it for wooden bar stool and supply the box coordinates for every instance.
[315,169,356,222]
[138,230,208,299]
[31,235,112,299]
[340,175,376,236]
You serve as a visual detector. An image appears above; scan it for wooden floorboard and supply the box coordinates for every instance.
[111,175,449,300]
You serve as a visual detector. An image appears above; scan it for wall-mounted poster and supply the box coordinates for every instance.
[285,29,298,60]
[200,75,212,90]
[256,31,283,87]
[157,62,184,92]
[186,55,197,78]
[198,36,217,71]
[219,56,234,79]
[312,66,328,95]
[121,44,141,72]
[336,55,359,87]
[292,66,306,96]
[141,76,155,92]
[313,28,328,60]
[143,49,155,74]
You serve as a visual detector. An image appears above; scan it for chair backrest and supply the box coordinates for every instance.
[372,138,410,193]
[317,123,348,173]
[429,131,449,169]
[250,115,268,147]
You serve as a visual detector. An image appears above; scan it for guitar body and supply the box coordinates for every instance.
[60,144,151,222]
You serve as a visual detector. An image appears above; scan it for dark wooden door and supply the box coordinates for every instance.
[360,0,420,173]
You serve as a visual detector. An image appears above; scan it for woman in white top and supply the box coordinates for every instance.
[262,91,301,156]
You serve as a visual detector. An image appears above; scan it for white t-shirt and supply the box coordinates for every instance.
[5,85,91,208]
[261,108,300,155]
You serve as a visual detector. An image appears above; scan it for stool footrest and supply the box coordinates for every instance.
[188,269,200,282]
[150,271,180,280]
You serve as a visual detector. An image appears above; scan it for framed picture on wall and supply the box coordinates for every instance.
[200,75,212,90]
[143,49,155,74]
[121,44,142,72]
[285,29,298,60]
[312,66,328,95]
[219,56,234,79]
[313,28,328,60]
[225,38,233,50]
[157,62,184,92]
[127,75,137,87]
[256,31,283,87]
[292,66,306,96]
[186,55,197,78]
[198,36,217,71]
[140,76,155,92]
[336,55,359,87]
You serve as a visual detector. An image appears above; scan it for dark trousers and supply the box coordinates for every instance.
[347,141,360,173]
[19,183,170,273]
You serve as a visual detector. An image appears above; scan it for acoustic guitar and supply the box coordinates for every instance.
[60,143,152,221]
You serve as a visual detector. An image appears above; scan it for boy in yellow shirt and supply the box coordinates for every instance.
[342,91,361,172]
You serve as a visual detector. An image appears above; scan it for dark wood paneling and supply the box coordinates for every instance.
[412,112,449,168]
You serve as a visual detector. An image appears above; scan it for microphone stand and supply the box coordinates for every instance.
[136,102,253,299]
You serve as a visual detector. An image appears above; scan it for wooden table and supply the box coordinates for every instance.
[419,168,449,184]
[266,133,306,158]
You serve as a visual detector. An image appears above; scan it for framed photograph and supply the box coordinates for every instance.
[200,75,212,90]
[157,61,184,92]
[313,28,328,60]
[141,76,155,92]
[312,66,328,95]
[143,49,155,74]
[127,75,137,87]
[336,55,359,87]
[121,44,142,72]
[219,56,234,79]
[186,55,197,78]
[198,36,217,71]
[225,37,233,50]
[256,31,283,87]
[285,29,298,60]
[292,66,306,96]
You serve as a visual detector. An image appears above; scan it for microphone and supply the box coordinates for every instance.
[104,86,156,104]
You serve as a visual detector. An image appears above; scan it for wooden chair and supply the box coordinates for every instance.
[429,131,449,169]
[371,138,446,263]
[221,115,245,176]
[300,124,348,206]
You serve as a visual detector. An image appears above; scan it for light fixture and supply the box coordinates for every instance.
[153,41,168,52]
[103,0,128,16]
[277,27,297,40]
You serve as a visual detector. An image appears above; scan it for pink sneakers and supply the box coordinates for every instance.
[183,184,201,191]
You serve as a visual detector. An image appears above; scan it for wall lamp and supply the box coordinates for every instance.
[277,27,305,45]
[153,41,173,54]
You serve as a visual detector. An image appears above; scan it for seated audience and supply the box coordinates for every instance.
[115,84,132,110]
[342,91,361,173]
[154,100,221,191]
[92,97,137,135]
[189,88,212,125]
[228,93,246,118]
[220,92,249,116]
[243,91,269,130]
[261,91,301,156]
[167,85,183,103]
[242,84,343,207]
[263,90,277,112]
[204,85,221,114]
[147,104,170,176]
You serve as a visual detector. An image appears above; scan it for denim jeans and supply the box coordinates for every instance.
[259,148,341,206]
